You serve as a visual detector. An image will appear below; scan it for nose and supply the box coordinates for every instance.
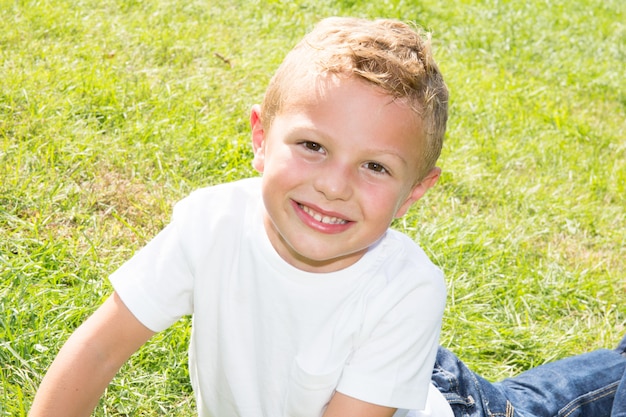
[313,160,354,201]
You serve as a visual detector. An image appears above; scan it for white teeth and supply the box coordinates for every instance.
[300,204,347,225]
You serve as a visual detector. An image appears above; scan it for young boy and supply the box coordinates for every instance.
[30,17,450,417]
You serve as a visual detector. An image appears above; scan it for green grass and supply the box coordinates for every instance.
[1,0,625,415]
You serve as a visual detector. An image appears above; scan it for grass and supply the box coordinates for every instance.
[1,0,625,415]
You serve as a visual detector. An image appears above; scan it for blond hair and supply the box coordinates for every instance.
[260,17,449,181]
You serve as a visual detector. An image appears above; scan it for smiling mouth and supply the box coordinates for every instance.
[298,203,349,225]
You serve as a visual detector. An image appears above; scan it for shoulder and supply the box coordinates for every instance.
[356,229,446,335]
[173,177,261,220]
[375,229,445,294]
[163,177,263,252]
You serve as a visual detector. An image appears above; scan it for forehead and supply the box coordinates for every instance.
[284,74,420,129]
[283,73,418,122]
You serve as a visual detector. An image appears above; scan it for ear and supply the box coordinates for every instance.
[394,167,441,218]
[250,104,266,173]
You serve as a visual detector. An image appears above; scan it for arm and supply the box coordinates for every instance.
[29,291,155,417]
[323,392,397,417]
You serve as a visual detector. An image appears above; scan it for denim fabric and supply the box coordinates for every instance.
[432,335,626,417]
[610,336,626,416]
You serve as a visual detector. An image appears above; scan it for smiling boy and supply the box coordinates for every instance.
[30,17,449,417]
[251,75,438,273]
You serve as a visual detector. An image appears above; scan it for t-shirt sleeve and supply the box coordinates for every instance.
[109,198,195,332]
[336,265,446,410]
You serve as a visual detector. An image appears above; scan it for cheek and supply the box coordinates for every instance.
[266,148,315,180]
[360,184,407,218]
[262,155,306,192]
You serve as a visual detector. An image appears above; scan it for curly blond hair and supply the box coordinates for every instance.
[260,17,449,181]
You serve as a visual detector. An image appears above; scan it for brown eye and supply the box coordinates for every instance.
[303,141,323,152]
[365,162,388,174]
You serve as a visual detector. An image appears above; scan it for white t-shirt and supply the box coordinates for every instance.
[110,178,446,417]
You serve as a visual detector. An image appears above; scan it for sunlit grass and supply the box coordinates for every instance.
[1,0,624,414]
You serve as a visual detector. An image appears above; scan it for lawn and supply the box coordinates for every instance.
[1,0,625,415]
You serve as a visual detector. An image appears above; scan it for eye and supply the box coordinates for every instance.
[302,141,324,152]
[364,162,389,174]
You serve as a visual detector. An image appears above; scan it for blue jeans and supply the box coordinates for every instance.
[432,335,626,417]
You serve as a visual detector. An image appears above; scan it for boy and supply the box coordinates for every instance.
[30,17,449,417]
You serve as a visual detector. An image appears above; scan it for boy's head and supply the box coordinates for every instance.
[250,17,448,272]
[260,16,448,182]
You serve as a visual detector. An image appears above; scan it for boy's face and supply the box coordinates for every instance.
[250,75,439,273]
